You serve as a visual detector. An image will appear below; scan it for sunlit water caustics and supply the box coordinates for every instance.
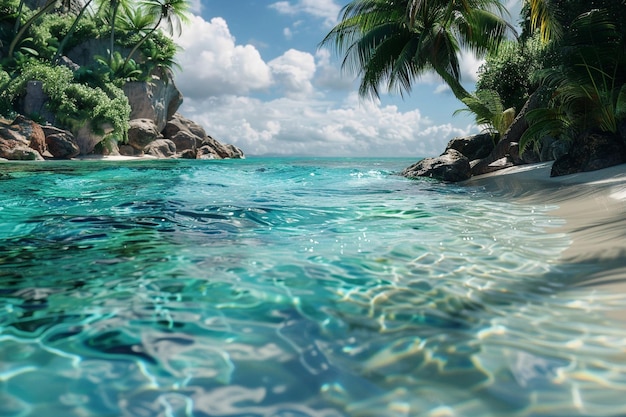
[1,158,625,417]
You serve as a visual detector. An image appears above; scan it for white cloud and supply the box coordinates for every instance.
[172,14,477,158]
[174,16,273,98]
[179,93,474,157]
[314,48,355,92]
[283,27,293,40]
[187,0,202,15]
[269,0,342,26]
[269,49,317,99]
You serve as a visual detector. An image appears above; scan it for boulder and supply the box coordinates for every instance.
[119,145,137,157]
[123,68,183,132]
[0,116,45,160]
[197,145,220,160]
[12,115,47,155]
[144,139,176,158]
[179,149,197,159]
[402,149,471,182]
[472,86,547,176]
[446,133,495,161]
[22,81,56,125]
[74,122,113,155]
[45,130,80,159]
[170,130,197,152]
[163,113,207,139]
[128,119,161,151]
[551,130,626,177]
[201,136,244,159]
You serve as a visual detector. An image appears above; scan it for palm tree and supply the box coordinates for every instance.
[320,0,512,102]
[8,0,58,59]
[122,0,189,70]
[53,0,97,63]
[95,0,132,63]
[524,0,562,42]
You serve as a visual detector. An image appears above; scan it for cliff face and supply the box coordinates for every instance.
[1,42,244,161]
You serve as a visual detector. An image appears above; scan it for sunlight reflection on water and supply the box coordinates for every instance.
[0,158,625,417]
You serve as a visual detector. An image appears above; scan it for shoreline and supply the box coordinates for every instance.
[464,162,626,320]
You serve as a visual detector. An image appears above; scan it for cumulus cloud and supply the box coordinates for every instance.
[173,14,477,158]
[269,0,341,26]
[269,49,317,99]
[314,49,355,92]
[179,93,474,157]
[174,16,273,98]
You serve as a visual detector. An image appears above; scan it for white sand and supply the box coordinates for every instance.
[465,162,626,320]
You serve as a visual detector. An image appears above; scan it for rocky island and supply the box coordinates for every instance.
[0,0,243,162]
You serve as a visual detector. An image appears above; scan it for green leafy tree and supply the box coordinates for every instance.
[520,7,626,151]
[476,34,545,113]
[320,0,512,101]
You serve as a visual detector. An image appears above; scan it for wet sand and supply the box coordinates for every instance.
[465,162,626,321]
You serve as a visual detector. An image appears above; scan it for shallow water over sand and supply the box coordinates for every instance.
[0,158,625,417]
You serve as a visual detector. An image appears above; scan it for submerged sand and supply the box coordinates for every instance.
[465,162,626,320]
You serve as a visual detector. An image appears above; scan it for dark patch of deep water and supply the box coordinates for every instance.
[0,158,625,417]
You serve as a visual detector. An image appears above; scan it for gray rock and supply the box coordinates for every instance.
[144,139,176,158]
[46,133,80,159]
[551,130,626,177]
[446,133,495,161]
[123,68,183,132]
[163,113,207,139]
[170,130,197,152]
[402,149,471,182]
[119,145,137,156]
[22,81,56,125]
[128,119,161,150]
[74,122,113,155]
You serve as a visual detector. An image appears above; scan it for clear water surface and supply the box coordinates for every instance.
[0,157,625,417]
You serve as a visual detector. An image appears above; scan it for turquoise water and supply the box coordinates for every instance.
[0,157,625,417]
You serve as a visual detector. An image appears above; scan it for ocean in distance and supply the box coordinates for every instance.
[0,157,625,417]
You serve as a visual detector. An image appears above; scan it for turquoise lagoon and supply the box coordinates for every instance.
[0,158,625,417]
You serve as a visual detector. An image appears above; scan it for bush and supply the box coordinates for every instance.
[3,61,130,142]
[476,33,545,113]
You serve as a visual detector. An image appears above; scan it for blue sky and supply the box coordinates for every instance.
[174,0,521,157]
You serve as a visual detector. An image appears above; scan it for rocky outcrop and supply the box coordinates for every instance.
[3,44,243,161]
[144,139,176,158]
[470,87,549,176]
[162,113,244,159]
[551,130,626,177]
[123,67,183,132]
[446,133,495,162]
[402,149,471,182]
[42,126,80,159]
[128,119,162,151]
[0,116,46,160]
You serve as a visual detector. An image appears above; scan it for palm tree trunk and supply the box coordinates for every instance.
[109,0,119,63]
[123,18,161,71]
[53,0,95,63]
[8,0,57,59]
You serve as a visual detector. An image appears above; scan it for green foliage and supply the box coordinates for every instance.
[95,51,143,85]
[320,0,511,101]
[476,34,546,112]
[520,7,626,152]
[1,61,130,142]
[455,89,515,136]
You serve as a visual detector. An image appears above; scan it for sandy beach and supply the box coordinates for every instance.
[465,162,626,320]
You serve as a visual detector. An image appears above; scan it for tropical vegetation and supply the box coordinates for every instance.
[0,0,189,146]
[322,0,626,157]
